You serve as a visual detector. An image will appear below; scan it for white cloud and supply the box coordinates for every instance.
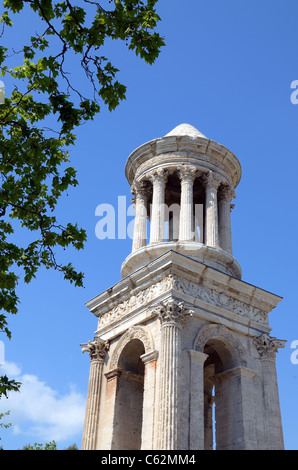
[0,362,85,445]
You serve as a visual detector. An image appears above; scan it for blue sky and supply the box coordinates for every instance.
[1,0,298,450]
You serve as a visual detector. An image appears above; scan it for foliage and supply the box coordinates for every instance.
[0,0,164,398]
[22,440,57,450]
[64,442,78,450]
[0,375,21,398]
[21,441,78,450]
[0,410,11,448]
[0,410,11,437]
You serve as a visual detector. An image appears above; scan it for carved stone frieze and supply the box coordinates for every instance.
[170,275,268,325]
[97,275,174,328]
[96,273,268,330]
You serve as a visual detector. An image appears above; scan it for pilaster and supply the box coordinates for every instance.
[254,333,286,449]
[81,338,109,450]
[155,299,193,450]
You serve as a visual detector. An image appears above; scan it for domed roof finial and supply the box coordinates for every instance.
[165,123,207,139]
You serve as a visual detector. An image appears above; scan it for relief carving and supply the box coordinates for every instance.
[97,273,267,329]
[254,333,286,358]
[155,298,194,326]
[171,275,268,325]
[81,337,110,362]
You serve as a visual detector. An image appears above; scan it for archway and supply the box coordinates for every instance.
[193,324,248,450]
[112,338,145,450]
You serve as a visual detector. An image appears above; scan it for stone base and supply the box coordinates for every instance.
[83,250,284,450]
[121,242,242,280]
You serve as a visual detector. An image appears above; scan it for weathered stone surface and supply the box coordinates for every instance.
[81,124,285,450]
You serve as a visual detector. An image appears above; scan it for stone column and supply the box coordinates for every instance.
[131,180,149,252]
[81,338,109,450]
[254,334,286,449]
[156,299,193,450]
[149,169,167,244]
[204,171,221,247]
[140,350,159,450]
[178,165,197,241]
[188,350,209,450]
[218,185,235,255]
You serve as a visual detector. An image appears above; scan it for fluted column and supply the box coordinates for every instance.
[254,334,286,449]
[81,338,109,450]
[156,299,193,450]
[218,185,235,254]
[149,169,167,244]
[204,171,221,247]
[131,180,149,252]
[178,165,197,241]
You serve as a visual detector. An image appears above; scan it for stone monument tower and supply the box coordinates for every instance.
[81,123,286,450]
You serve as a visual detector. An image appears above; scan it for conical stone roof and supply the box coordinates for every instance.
[165,123,206,139]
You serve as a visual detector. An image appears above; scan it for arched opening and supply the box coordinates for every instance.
[112,339,145,450]
[203,337,241,450]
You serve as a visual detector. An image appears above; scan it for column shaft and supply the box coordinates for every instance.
[218,186,234,254]
[82,359,104,449]
[158,323,180,449]
[81,339,109,450]
[204,171,220,247]
[132,181,148,252]
[179,166,196,241]
[254,333,286,449]
[150,170,167,244]
[156,299,193,450]
[259,357,284,449]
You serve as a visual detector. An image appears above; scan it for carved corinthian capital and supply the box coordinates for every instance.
[156,298,194,326]
[202,170,222,189]
[254,333,286,358]
[81,337,110,362]
[148,167,168,185]
[178,164,197,182]
[131,179,150,198]
[218,184,236,202]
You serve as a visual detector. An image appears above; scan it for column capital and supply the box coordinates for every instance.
[155,298,194,327]
[148,167,168,185]
[178,164,197,183]
[131,179,150,198]
[81,337,109,363]
[254,333,286,358]
[203,170,222,189]
[218,184,236,202]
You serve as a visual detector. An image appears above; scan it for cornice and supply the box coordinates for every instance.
[125,135,242,190]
